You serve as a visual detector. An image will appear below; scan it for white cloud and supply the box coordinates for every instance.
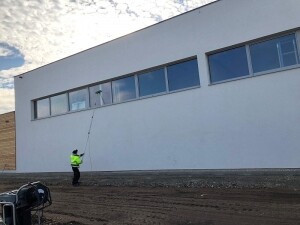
[0,88,14,114]
[0,46,14,57]
[0,0,216,114]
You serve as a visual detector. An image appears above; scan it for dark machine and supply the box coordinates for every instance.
[0,182,52,225]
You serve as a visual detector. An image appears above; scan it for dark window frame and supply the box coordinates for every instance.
[208,46,250,84]
[33,98,50,119]
[167,58,200,92]
[112,75,137,103]
[50,93,69,116]
[32,57,200,120]
[138,68,167,97]
[208,31,300,85]
[68,87,90,112]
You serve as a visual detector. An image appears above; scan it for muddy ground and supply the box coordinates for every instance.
[0,169,300,225]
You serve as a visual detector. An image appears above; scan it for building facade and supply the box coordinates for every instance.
[15,0,300,172]
[0,111,16,170]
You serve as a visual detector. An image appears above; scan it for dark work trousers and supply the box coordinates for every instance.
[72,167,80,185]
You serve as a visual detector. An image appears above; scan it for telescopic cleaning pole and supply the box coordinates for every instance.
[82,90,102,157]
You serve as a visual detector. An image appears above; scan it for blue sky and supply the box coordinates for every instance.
[0,0,215,114]
[0,42,24,71]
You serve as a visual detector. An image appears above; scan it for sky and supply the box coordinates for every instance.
[0,0,216,114]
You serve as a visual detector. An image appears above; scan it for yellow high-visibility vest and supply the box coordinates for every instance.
[70,154,82,167]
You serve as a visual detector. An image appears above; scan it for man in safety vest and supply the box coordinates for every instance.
[70,149,84,186]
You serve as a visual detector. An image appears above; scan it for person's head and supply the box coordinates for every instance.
[72,149,78,154]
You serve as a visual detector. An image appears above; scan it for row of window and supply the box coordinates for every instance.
[208,33,299,83]
[33,31,300,119]
[33,58,200,119]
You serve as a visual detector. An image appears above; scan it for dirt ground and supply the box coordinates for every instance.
[0,170,300,225]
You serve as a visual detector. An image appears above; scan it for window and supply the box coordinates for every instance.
[112,76,136,103]
[69,88,89,111]
[50,94,68,115]
[167,59,200,91]
[250,34,299,73]
[34,98,50,118]
[208,33,300,84]
[138,68,166,97]
[208,46,249,83]
[33,57,201,119]
[90,82,112,107]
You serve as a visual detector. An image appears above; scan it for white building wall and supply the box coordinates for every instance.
[15,0,300,172]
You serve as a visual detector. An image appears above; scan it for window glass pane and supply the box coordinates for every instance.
[250,34,299,73]
[280,34,299,67]
[50,94,68,115]
[250,38,280,73]
[167,59,200,91]
[34,98,50,118]
[69,88,89,111]
[90,82,112,107]
[138,68,166,97]
[89,85,101,107]
[112,76,136,103]
[208,46,249,83]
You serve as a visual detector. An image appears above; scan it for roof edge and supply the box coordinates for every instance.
[15,0,220,78]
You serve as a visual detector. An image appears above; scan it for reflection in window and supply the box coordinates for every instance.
[33,57,204,119]
[250,34,299,73]
[112,76,136,103]
[167,59,200,91]
[69,88,89,111]
[34,98,50,118]
[50,94,68,115]
[138,68,166,97]
[208,46,249,83]
[90,82,112,107]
